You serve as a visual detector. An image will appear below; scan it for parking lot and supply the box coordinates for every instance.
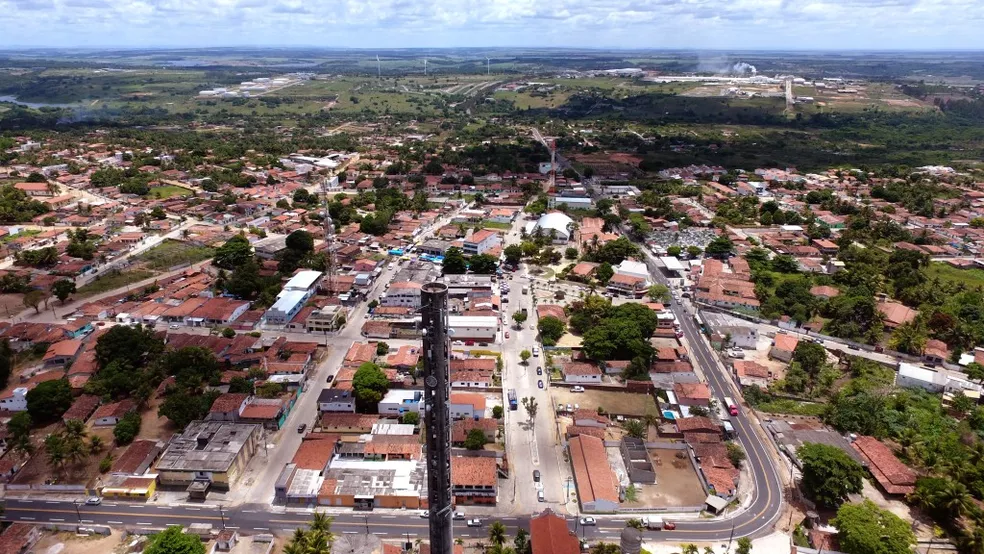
[551,388,661,418]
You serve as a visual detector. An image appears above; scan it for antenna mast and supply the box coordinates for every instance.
[320,178,337,298]
[424,58,428,76]
[376,55,381,78]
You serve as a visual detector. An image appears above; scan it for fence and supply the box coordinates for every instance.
[3,484,87,492]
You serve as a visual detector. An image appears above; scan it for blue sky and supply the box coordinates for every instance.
[0,0,980,50]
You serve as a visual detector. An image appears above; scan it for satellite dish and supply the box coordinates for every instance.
[426,375,438,387]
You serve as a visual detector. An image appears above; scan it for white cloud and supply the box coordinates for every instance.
[0,0,980,48]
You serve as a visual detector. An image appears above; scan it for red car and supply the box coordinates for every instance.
[663,521,677,530]
[465,340,475,346]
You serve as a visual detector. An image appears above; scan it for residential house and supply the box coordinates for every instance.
[568,434,619,512]
[851,435,916,495]
[207,393,250,422]
[769,334,799,363]
[318,389,356,413]
[562,362,602,384]
[91,400,136,426]
[451,456,498,505]
[462,229,501,256]
[530,509,580,554]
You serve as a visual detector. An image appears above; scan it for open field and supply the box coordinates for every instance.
[147,185,192,199]
[621,447,707,508]
[77,269,156,297]
[926,262,984,290]
[33,530,123,554]
[135,239,214,271]
[550,388,660,418]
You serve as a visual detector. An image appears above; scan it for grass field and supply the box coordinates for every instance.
[479,220,513,231]
[148,185,192,199]
[753,399,826,417]
[78,269,156,297]
[136,239,214,270]
[926,262,984,289]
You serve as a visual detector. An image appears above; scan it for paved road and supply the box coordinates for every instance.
[637,246,786,540]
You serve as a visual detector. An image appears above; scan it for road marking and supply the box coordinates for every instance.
[46,501,60,504]
[254,527,269,531]
[186,507,200,511]
[20,517,35,520]
[243,510,258,513]
[108,521,123,524]
[81,519,93,523]
[138,522,153,526]
[227,526,240,530]
[50,518,65,522]
[382,516,396,519]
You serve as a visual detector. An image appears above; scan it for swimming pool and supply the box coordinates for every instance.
[662,410,677,420]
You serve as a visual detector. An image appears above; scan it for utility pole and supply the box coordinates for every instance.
[219,505,226,529]
[73,500,82,524]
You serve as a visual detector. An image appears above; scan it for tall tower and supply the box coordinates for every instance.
[319,178,337,297]
[421,282,453,554]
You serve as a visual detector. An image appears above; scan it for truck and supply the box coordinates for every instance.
[724,396,739,417]
[641,515,664,530]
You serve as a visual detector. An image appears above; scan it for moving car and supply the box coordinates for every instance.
[467,519,482,527]
[579,517,596,526]
[85,496,101,506]
[297,423,307,433]
[537,380,544,389]
[326,375,334,383]
[536,366,542,375]
[505,332,510,338]
[419,510,429,518]
[453,511,465,520]
[533,470,540,482]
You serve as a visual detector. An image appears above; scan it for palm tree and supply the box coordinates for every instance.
[626,519,644,531]
[703,547,715,554]
[64,420,87,441]
[489,520,507,546]
[310,511,333,534]
[89,436,104,454]
[940,480,974,518]
[897,428,922,459]
[67,439,88,466]
[959,524,984,554]
[680,545,699,554]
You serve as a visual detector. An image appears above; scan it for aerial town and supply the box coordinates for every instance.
[1,45,984,554]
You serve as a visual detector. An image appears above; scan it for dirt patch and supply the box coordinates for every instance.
[623,448,706,508]
[0,293,24,318]
[33,530,122,554]
[137,396,178,442]
[12,423,125,487]
[551,388,659,418]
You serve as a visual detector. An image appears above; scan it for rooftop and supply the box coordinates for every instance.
[156,421,260,473]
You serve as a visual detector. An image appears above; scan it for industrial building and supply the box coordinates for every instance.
[447,315,497,341]
[155,421,262,495]
[264,270,323,325]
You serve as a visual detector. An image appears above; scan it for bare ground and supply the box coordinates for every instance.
[32,531,123,554]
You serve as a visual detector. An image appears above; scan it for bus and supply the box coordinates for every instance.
[508,389,518,410]
[724,396,739,417]
[693,313,706,334]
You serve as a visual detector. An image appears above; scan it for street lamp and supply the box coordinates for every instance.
[73,500,82,524]
[218,505,226,529]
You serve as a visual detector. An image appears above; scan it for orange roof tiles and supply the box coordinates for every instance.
[451,456,497,487]
[851,436,916,495]
[568,434,619,505]
[531,510,579,554]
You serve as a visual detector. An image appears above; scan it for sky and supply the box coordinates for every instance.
[0,0,982,50]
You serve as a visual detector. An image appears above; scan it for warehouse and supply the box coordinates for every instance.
[448,315,498,341]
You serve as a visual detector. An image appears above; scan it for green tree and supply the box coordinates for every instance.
[0,339,12,390]
[513,528,530,554]
[686,246,703,258]
[113,412,142,445]
[522,396,538,427]
[23,289,45,313]
[647,284,670,302]
[144,526,207,554]
[512,311,528,327]
[492,405,504,419]
[469,254,498,274]
[520,350,531,363]
[376,342,390,356]
[565,247,579,260]
[464,428,489,450]
[596,262,614,284]
[667,246,682,257]
[799,442,865,508]
[504,244,523,266]
[52,279,77,304]
[705,236,735,258]
[442,247,468,275]
[726,441,747,467]
[622,419,646,439]
[159,390,219,431]
[221,327,236,339]
[352,362,389,412]
[488,521,508,547]
[831,500,914,554]
[95,324,164,370]
[26,379,73,423]
[8,412,32,454]
[537,316,566,346]
[735,537,752,554]
[159,346,220,390]
[792,341,828,376]
[401,412,419,425]
[257,381,283,398]
[213,234,253,269]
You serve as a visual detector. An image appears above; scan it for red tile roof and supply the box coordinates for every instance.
[91,399,135,420]
[568,434,619,505]
[530,509,579,554]
[675,416,719,433]
[292,436,338,470]
[851,436,916,495]
[772,334,799,353]
[451,456,497,487]
[564,361,601,376]
[112,440,160,474]
[209,393,249,414]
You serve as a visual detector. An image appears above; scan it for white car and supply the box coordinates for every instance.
[579,517,596,526]
[419,510,429,518]
[571,386,585,393]
[453,511,466,520]
[467,519,482,527]
[85,496,101,506]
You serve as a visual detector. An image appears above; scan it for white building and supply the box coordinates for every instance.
[283,270,323,294]
[525,212,574,243]
[378,390,423,416]
[548,196,593,210]
[0,387,28,411]
[381,282,423,309]
[265,289,308,325]
[896,362,982,395]
[449,393,485,420]
[563,362,603,384]
[615,259,650,282]
[463,230,501,256]
[318,389,356,413]
[703,313,760,349]
[448,316,498,341]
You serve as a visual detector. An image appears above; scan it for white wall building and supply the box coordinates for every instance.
[378,390,423,416]
[0,387,28,411]
[381,282,423,309]
[615,260,650,282]
[265,289,308,325]
[463,230,501,256]
[318,389,356,413]
[448,316,498,341]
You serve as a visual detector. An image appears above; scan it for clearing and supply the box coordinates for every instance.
[32,530,121,554]
[77,269,156,297]
[926,261,984,290]
[551,388,659,418]
[135,239,214,271]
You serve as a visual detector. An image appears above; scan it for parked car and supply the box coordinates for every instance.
[566,403,573,412]
[505,332,510,339]
[571,386,585,393]
[537,491,545,502]
[537,367,543,375]
[467,519,482,527]
[533,470,540,482]
[297,423,307,433]
[579,517,596,526]
[453,511,465,520]
[419,510,429,518]
[326,375,334,383]
[557,403,565,412]
[85,496,101,506]
[537,380,544,389]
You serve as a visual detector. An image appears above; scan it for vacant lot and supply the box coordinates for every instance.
[147,185,192,199]
[551,388,659,418]
[32,530,122,554]
[926,262,984,290]
[77,269,156,297]
[633,447,707,508]
[136,239,214,271]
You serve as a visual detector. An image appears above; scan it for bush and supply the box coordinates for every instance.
[99,454,113,473]
[113,412,142,445]
[492,405,504,419]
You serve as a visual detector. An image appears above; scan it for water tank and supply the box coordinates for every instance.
[620,527,643,554]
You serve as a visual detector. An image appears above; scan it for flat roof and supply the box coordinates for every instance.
[269,289,308,313]
[156,421,260,473]
[448,315,498,327]
[658,256,685,272]
[284,270,323,291]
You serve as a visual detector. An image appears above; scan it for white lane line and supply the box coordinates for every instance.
[343,531,357,534]
[81,519,93,523]
[598,530,610,534]
[108,521,123,524]
[226,526,240,530]
[382,516,397,519]
[51,518,65,522]
[20,517,35,520]
[186,507,200,511]
[46,501,60,504]
[254,527,269,531]
[20,500,33,504]
[243,510,258,513]
[138,522,153,526]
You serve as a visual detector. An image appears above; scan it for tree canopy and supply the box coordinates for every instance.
[144,526,207,554]
[26,379,73,424]
[352,362,389,412]
[213,234,253,270]
[831,500,914,554]
[798,442,865,508]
